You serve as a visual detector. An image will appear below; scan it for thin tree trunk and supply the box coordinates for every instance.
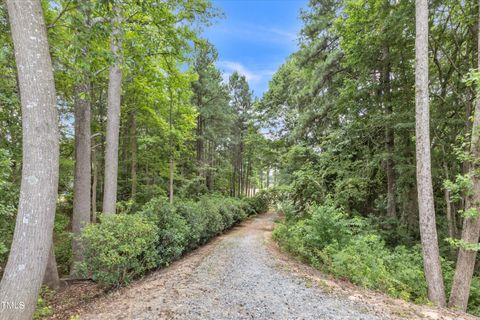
[383,43,396,218]
[449,1,480,309]
[245,160,249,196]
[0,1,59,318]
[206,141,214,190]
[169,89,174,204]
[231,156,236,197]
[196,115,204,178]
[260,171,263,190]
[273,167,277,187]
[129,110,137,200]
[442,156,457,239]
[92,142,98,223]
[415,0,446,306]
[42,243,60,290]
[72,83,91,273]
[103,1,123,214]
[169,159,174,204]
[266,168,270,188]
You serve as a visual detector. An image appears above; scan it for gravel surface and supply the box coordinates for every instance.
[80,213,384,320]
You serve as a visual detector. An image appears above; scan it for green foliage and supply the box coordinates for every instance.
[0,149,17,269]
[79,195,257,287]
[446,238,480,252]
[444,174,474,203]
[53,212,73,276]
[275,200,298,222]
[140,197,190,266]
[273,204,359,268]
[33,287,54,320]
[273,202,480,310]
[245,191,270,215]
[78,214,159,287]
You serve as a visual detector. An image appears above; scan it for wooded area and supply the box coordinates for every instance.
[1,0,480,319]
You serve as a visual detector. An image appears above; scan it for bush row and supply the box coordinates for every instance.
[272,203,480,315]
[78,194,268,287]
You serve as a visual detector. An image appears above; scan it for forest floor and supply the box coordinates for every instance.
[47,212,477,320]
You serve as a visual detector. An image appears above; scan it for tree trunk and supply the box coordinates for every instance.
[169,159,174,204]
[103,2,123,214]
[72,83,91,273]
[449,1,480,309]
[196,115,204,178]
[206,142,214,190]
[91,142,98,223]
[129,110,137,200]
[42,243,60,290]
[266,168,270,188]
[0,1,59,319]
[169,88,174,204]
[383,44,396,218]
[442,157,457,239]
[415,0,446,306]
[260,171,263,190]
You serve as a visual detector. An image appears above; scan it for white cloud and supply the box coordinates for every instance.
[217,60,275,86]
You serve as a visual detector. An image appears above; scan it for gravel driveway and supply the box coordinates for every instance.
[79,213,384,320]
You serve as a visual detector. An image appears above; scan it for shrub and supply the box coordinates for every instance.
[175,199,206,249]
[272,202,479,309]
[273,204,358,268]
[197,195,225,239]
[275,200,297,222]
[78,214,159,287]
[80,195,255,288]
[245,191,269,215]
[140,197,190,266]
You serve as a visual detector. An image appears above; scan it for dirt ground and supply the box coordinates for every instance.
[46,212,478,320]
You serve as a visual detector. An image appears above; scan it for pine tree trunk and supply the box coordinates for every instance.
[449,1,480,309]
[260,171,263,189]
[72,83,91,273]
[206,142,214,190]
[0,1,59,318]
[129,110,137,200]
[442,157,457,239]
[169,159,174,204]
[383,43,396,219]
[103,1,123,214]
[266,168,270,188]
[91,143,98,223]
[196,115,204,177]
[415,0,446,306]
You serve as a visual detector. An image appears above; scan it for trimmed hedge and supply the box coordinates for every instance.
[78,214,159,287]
[78,194,268,287]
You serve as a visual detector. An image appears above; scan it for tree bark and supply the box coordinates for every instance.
[196,115,204,175]
[449,1,480,309]
[71,83,91,273]
[169,159,174,204]
[442,157,457,239]
[91,142,98,223]
[42,243,60,290]
[206,141,214,190]
[266,168,270,188]
[0,1,59,319]
[169,88,174,204]
[382,44,396,219]
[129,110,137,200]
[415,0,446,307]
[103,1,123,214]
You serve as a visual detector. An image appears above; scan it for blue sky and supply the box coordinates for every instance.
[203,0,308,97]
